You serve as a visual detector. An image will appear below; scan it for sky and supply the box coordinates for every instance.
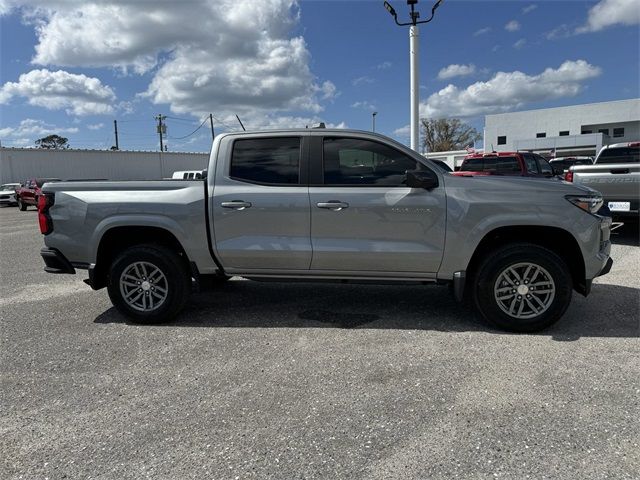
[0,0,638,152]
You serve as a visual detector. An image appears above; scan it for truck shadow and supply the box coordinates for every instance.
[610,222,639,247]
[94,281,639,340]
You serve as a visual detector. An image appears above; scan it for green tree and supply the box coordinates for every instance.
[421,118,481,152]
[35,134,69,149]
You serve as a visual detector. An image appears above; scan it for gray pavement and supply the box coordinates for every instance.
[1,205,638,479]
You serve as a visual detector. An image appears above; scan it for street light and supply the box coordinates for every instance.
[372,111,378,132]
[383,0,444,151]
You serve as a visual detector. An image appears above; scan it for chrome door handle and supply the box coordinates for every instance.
[317,201,349,211]
[221,201,252,210]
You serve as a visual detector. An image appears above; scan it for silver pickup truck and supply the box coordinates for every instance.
[38,129,612,332]
[566,142,640,219]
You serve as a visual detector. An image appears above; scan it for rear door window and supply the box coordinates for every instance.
[597,146,640,164]
[523,154,539,174]
[230,137,301,185]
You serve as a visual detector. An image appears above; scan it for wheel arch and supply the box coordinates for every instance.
[90,225,190,290]
[465,225,587,295]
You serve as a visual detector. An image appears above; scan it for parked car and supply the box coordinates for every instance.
[0,183,21,206]
[565,142,639,220]
[16,178,61,211]
[39,129,612,332]
[453,151,556,178]
[549,156,593,174]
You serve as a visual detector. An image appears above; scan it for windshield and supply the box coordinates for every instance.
[1,184,19,190]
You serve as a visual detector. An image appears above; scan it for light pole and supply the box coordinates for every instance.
[372,111,378,132]
[383,0,444,151]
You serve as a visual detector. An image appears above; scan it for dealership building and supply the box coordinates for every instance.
[484,98,640,157]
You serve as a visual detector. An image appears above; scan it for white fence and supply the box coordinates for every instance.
[0,148,209,184]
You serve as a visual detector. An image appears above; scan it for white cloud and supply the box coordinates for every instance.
[438,64,476,80]
[473,27,491,36]
[376,61,392,70]
[352,76,375,87]
[513,39,527,49]
[6,1,336,123]
[576,0,640,33]
[505,20,521,32]
[546,24,572,40]
[522,4,537,14]
[351,101,377,111]
[0,69,116,116]
[421,60,602,118]
[393,125,410,137]
[87,123,104,130]
[0,118,79,139]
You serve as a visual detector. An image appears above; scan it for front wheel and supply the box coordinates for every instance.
[474,244,573,332]
[18,198,27,211]
[107,244,190,324]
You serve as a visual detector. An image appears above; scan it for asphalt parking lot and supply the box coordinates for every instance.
[1,206,638,479]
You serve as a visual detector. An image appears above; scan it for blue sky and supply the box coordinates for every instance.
[1,0,638,152]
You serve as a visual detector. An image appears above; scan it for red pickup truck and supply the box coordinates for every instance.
[16,178,61,211]
[453,152,556,178]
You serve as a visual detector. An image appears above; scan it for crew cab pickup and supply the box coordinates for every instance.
[565,142,640,219]
[38,129,613,332]
[453,151,556,178]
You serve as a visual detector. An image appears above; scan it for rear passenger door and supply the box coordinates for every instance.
[212,135,312,271]
[308,135,446,274]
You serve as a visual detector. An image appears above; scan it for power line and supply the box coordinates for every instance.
[167,116,208,140]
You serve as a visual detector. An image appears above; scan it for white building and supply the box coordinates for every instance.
[484,98,640,157]
[0,148,208,185]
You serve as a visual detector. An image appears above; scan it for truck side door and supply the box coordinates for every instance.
[308,135,446,274]
[211,134,312,271]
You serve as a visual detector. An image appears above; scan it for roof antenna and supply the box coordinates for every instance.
[235,115,246,131]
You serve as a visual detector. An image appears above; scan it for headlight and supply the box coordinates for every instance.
[565,194,603,214]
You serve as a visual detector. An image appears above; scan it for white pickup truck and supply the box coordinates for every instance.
[566,142,640,219]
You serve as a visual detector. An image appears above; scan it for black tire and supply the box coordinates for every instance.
[473,243,573,332]
[107,244,190,324]
[18,198,27,211]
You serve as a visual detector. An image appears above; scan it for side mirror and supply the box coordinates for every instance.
[406,170,439,190]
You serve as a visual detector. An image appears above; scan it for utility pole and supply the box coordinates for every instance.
[383,0,444,151]
[113,120,119,150]
[155,114,167,152]
[372,111,378,132]
[209,113,215,140]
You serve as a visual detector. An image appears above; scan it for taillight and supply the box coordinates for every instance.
[564,171,574,182]
[37,193,55,235]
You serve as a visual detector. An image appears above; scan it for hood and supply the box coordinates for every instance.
[442,173,598,196]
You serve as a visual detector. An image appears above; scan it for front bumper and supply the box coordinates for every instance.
[40,247,76,274]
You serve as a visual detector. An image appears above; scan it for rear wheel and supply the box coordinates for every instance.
[474,244,573,332]
[107,244,190,324]
[18,198,27,211]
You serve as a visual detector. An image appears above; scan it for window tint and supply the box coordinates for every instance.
[597,146,640,164]
[523,154,539,174]
[230,137,300,184]
[497,136,507,145]
[460,156,520,173]
[323,138,419,185]
[536,155,553,175]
